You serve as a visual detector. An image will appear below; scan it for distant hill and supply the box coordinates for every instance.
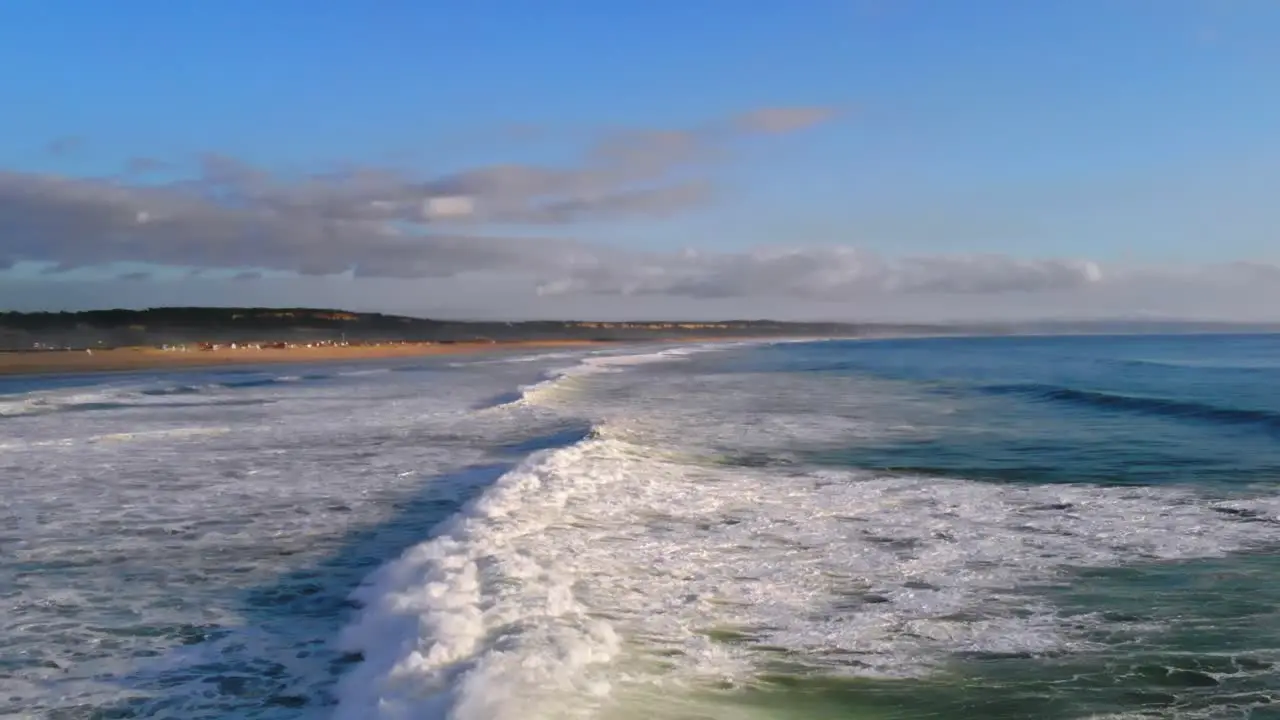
[5,307,1271,352]
[0,307,911,351]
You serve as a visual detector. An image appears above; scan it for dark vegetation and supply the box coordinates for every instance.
[0,307,945,351]
[8,308,1266,352]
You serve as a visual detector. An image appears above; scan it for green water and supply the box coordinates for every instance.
[605,554,1280,719]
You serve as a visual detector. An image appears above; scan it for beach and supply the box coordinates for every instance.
[0,339,616,376]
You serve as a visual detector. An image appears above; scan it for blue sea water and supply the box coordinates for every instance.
[3,335,1280,719]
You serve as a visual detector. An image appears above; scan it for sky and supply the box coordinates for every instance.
[2,0,1279,321]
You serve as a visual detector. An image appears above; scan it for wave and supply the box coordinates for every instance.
[450,351,591,368]
[0,343,745,418]
[0,389,270,418]
[0,372,341,418]
[0,387,188,418]
[218,373,329,389]
[334,419,1280,719]
[985,383,1280,431]
[1114,357,1280,373]
[335,434,624,720]
[476,343,750,411]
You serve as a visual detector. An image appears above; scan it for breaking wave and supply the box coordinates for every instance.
[476,344,739,410]
[334,429,1280,719]
[334,341,1280,719]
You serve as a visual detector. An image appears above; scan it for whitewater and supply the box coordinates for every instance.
[5,335,1280,719]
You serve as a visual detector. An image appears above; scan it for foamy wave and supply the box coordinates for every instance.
[0,373,327,418]
[337,367,395,377]
[450,351,590,368]
[0,389,128,417]
[486,343,744,410]
[0,384,223,418]
[335,439,623,720]
[2,348,649,718]
[336,431,1280,718]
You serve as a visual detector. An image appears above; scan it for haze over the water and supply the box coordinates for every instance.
[2,0,1279,321]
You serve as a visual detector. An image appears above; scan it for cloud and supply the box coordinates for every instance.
[733,106,841,134]
[0,148,1111,301]
[534,247,1105,300]
[12,104,1252,319]
[8,259,1280,323]
[45,136,85,157]
[885,255,1103,294]
[124,157,171,175]
[422,195,475,219]
[0,107,836,281]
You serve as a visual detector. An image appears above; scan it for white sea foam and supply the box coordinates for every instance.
[450,351,590,368]
[0,353,574,717]
[335,441,625,720]
[336,340,1280,718]
[337,367,396,377]
[9,341,1280,719]
[484,344,724,409]
[0,388,128,417]
[528,347,684,383]
[0,378,264,417]
[0,426,232,450]
[336,425,1280,719]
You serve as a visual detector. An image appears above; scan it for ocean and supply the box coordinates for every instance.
[3,334,1280,719]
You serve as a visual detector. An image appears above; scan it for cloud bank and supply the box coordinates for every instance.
[535,248,1103,299]
[2,103,1277,320]
[1,106,836,279]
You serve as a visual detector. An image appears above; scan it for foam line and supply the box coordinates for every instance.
[335,438,623,720]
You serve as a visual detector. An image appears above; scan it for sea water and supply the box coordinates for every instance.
[3,335,1280,719]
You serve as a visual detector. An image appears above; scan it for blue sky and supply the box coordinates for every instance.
[2,0,1279,319]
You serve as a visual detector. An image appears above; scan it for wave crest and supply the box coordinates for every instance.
[986,383,1280,431]
[335,437,623,720]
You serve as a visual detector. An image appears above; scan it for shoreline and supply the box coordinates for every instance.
[0,339,620,378]
[0,336,813,378]
[13,328,1263,380]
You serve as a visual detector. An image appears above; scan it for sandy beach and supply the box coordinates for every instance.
[0,340,616,377]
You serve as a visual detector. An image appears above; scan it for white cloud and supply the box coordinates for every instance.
[422,195,475,219]
[733,106,842,134]
[532,247,1104,300]
[5,103,1280,321]
[4,260,1280,322]
[0,106,835,279]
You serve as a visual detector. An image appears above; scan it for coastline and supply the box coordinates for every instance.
[0,339,615,377]
[0,335,822,378]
